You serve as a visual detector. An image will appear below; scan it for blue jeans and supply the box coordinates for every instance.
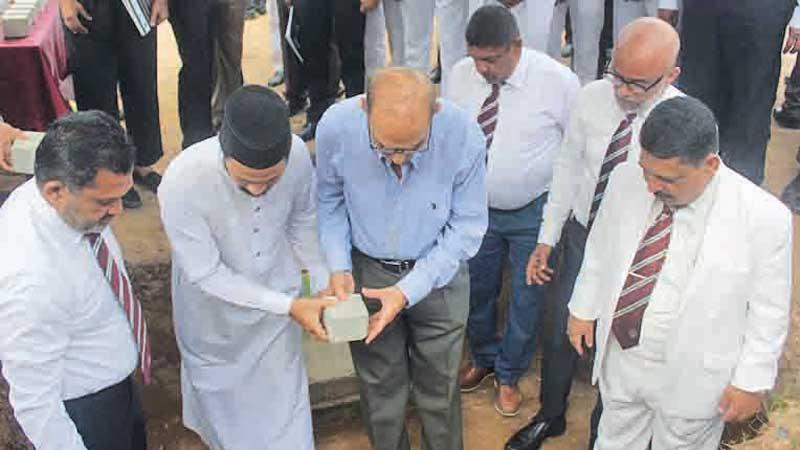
[467,193,547,385]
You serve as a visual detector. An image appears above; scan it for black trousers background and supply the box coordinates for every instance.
[64,377,147,450]
[294,0,365,123]
[539,218,587,421]
[65,0,163,166]
[678,0,794,185]
[169,0,215,149]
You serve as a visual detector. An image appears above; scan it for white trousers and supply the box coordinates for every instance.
[469,0,555,53]
[547,1,568,58]
[613,0,658,42]
[596,338,725,450]
[364,0,407,76]
[566,0,605,85]
[401,0,468,95]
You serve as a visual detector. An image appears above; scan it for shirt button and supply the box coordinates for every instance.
[254,206,261,212]
[256,251,262,257]
[253,227,260,233]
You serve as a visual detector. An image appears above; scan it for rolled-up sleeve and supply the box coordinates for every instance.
[315,111,354,273]
[396,120,488,305]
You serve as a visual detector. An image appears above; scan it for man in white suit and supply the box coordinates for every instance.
[567,96,792,449]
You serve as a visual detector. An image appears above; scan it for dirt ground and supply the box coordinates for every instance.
[2,11,800,450]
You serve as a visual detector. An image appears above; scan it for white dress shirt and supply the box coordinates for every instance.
[538,79,683,246]
[633,173,719,361]
[0,180,138,450]
[158,135,327,450]
[447,48,580,210]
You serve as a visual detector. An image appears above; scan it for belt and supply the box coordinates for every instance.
[354,248,416,274]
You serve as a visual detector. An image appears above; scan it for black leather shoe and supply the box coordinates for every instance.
[505,414,567,450]
[267,69,285,88]
[299,121,317,142]
[122,187,142,209]
[773,106,800,129]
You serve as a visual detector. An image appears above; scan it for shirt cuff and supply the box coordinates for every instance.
[658,0,678,9]
[791,6,800,29]
[325,244,353,273]
[395,270,432,307]
[538,220,563,247]
[269,291,295,315]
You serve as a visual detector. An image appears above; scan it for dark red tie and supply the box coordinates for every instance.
[611,205,673,349]
[477,83,500,150]
[86,233,152,384]
[588,113,636,229]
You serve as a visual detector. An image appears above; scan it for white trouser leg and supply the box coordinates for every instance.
[266,0,282,68]
[401,0,435,72]
[382,0,406,66]
[547,2,569,58]
[365,2,388,76]
[435,0,468,95]
[613,0,658,42]
[567,0,604,85]
[651,413,725,450]
[595,340,655,450]
[506,0,554,51]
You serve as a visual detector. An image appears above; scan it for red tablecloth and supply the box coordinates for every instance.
[0,0,71,131]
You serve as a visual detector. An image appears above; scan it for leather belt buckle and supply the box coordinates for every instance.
[378,258,415,274]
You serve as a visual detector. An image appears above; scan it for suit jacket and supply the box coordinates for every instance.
[569,162,792,419]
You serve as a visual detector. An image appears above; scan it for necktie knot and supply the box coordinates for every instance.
[85,233,100,245]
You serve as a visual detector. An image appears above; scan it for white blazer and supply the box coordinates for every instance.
[569,162,793,419]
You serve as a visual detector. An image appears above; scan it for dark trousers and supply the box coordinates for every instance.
[294,0,365,123]
[276,0,307,107]
[350,251,468,450]
[539,217,587,420]
[678,0,795,185]
[65,0,163,166]
[467,195,548,385]
[780,56,800,113]
[64,377,147,450]
[169,0,215,149]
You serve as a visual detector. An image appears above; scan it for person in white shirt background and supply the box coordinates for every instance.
[0,111,149,450]
[568,95,792,450]
[508,17,682,450]
[158,85,335,450]
[446,4,579,418]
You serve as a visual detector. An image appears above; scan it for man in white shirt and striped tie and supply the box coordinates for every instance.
[505,17,682,450]
[568,96,791,449]
[0,111,150,450]
[447,5,580,418]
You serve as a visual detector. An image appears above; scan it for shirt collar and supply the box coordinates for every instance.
[502,48,529,90]
[30,178,92,245]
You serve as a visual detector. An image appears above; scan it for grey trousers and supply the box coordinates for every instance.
[211,0,247,128]
[350,251,469,450]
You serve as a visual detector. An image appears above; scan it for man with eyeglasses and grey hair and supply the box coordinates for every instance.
[315,66,488,450]
[505,17,682,450]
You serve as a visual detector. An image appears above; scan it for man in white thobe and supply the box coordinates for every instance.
[158,86,334,450]
[567,96,792,449]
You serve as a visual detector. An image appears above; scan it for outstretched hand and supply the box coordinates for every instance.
[361,286,407,344]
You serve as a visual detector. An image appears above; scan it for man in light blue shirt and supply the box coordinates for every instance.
[315,67,488,450]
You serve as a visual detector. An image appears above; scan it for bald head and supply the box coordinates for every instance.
[614,17,680,78]
[365,67,437,153]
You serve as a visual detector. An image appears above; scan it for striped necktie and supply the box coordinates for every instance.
[120,0,153,37]
[478,83,501,151]
[588,113,637,229]
[611,205,673,349]
[86,233,152,384]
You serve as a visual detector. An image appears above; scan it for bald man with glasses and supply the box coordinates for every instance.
[506,17,683,450]
[315,67,487,450]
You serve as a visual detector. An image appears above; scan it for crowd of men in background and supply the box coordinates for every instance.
[0,1,798,450]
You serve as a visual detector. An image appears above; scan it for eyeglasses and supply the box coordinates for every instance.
[604,61,664,94]
[368,118,433,156]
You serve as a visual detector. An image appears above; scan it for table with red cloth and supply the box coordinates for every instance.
[0,0,71,131]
